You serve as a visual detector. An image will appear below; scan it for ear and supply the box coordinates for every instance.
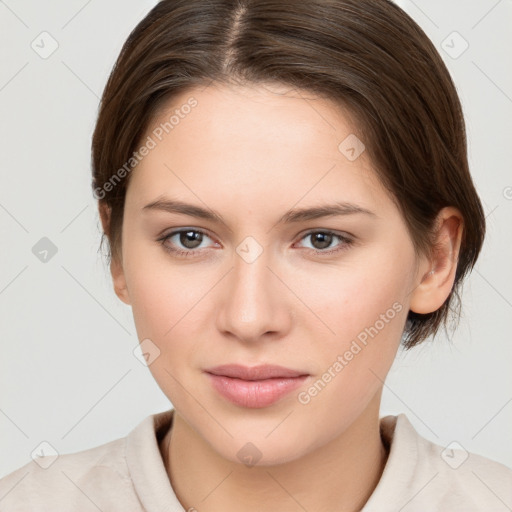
[98,202,131,305]
[409,207,464,314]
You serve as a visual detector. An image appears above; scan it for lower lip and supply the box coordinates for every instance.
[206,373,309,408]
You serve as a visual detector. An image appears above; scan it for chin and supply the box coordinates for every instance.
[209,431,316,468]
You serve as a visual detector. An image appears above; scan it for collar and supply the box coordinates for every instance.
[126,409,417,512]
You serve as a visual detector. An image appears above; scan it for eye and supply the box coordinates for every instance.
[157,228,354,258]
[158,228,217,257]
[295,230,354,255]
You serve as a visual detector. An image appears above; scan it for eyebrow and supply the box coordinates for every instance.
[142,198,377,228]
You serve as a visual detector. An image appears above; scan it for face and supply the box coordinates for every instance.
[114,82,425,465]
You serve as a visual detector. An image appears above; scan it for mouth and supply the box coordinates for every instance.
[204,364,310,408]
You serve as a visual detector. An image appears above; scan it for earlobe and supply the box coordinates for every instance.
[111,257,131,305]
[409,207,463,315]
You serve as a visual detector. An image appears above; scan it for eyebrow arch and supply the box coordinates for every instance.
[142,197,377,228]
[142,198,230,229]
[277,202,377,223]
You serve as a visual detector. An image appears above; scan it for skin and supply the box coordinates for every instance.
[100,82,463,511]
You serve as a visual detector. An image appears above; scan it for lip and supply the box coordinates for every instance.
[204,364,310,408]
[205,364,308,380]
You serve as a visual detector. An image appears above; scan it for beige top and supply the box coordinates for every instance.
[1,409,511,511]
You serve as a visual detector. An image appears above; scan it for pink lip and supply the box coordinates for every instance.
[204,364,309,408]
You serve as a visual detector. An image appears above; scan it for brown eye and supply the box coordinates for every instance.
[158,228,216,257]
[178,230,204,249]
[309,232,334,250]
[296,230,354,256]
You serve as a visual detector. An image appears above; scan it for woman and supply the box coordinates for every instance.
[1,0,511,510]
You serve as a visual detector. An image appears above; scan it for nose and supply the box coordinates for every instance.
[215,245,293,343]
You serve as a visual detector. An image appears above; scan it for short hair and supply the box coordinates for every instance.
[91,0,486,349]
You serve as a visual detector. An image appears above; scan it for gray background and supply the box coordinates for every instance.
[1,0,511,479]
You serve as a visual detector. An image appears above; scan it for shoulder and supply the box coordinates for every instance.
[363,414,512,512]
[0,434,140,512]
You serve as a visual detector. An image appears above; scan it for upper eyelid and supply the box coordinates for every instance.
[160,228,218,251]
[163,227,215,241]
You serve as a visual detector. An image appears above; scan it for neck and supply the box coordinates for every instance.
[160,395,388,512]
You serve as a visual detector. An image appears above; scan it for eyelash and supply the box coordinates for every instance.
[157,228,354,258]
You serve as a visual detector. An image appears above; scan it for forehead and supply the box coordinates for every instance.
[163,81,362,152]
[126,82,391,215]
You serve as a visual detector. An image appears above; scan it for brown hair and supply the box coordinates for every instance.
[91,0,485,349]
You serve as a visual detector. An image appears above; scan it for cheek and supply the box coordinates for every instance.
[124,256,216,401]
[301,256,410,345]
[295,252,410,399]
[123,234,203,335]
[125,258,209,403]
[291,288,406,459]
[129,273,205,345]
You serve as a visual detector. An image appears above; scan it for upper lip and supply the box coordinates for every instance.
[205,364,308,380]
